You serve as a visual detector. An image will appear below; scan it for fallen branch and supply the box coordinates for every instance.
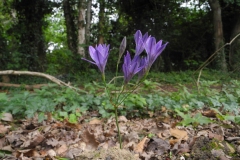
[0,82,49,90]
[0,70,87,93]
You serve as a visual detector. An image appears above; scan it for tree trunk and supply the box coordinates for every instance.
[77,0,86,57]
[229,13,240,70]
[63,0,78,55]
[14,0,48,71]
[208,0,227,72]
[98,0,105,44]
[86,0,92,45]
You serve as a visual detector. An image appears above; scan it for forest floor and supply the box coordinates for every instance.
[1,84,240,160]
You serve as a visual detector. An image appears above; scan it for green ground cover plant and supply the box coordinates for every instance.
[1,72,240,124]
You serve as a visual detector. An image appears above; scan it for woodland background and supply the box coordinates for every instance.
[0,0,240,79]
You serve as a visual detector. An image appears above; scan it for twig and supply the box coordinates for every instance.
[0,70,87,93]
[193,33,240,88]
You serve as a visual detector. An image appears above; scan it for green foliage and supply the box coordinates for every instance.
[0,86,92,122]
[176,110,212,126]
[1,71,240,127]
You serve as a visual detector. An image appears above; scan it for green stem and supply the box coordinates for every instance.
[102,74,110,97]
[114,107,122,149]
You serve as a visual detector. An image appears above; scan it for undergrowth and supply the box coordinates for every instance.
[1,70,240,126]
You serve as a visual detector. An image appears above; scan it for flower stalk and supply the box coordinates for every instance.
[82,30,168,149]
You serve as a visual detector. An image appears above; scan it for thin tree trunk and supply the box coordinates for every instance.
[77,0,86,57]
[98,0,105,44]
[208,0,227,71]
[63,0,77,55]
[86,0,92,45]
[229,13,240,70]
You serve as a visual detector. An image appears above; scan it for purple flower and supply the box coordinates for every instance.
[134,30,150,56]
[138,57,148,80]
[82,44,110,74]
[122,52,144,84]
[145,37,168,70]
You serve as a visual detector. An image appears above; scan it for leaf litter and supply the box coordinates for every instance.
[0,107,240,160]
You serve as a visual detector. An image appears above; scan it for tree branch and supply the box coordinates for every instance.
[0,70,87,93]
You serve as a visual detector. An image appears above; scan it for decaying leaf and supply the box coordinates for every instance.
[146,138,170,155]
[89,118,102,125]
[134,136,148,153]
[56,144,68,155]
[170,128,189,141]
[0,125,8,134]
[1,113,13,122]
[81,127,100,151]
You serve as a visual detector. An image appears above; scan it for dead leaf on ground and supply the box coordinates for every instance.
[57,144,68,155]
[89,118,102,125]
[0,125,8,134]
[202,109,218,117]
[134,136,148,153]
[170,128,189,141]
[1,113,13,122]
[208,131,224,141]
[81,127,100,151]
[146,138,170,155]
[118,116,128,123]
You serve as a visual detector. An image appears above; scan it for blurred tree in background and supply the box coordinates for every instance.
[1,0,240,79]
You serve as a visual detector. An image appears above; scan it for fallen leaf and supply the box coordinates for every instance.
[202,109,217,117]
[57,144,68,155]
[46,138,60,147]
[0,125,8,134]
[211,149,225,158]
[1,113,13,122]
[81,127,99,151]
[146,138,170,155]
[134,136,148,153]
[89,118,102,125]
[118,116,128,123]
[208,131,224,141]
[170,128,188,141]
[47,149,56,157]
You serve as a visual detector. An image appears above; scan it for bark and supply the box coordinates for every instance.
[208,0,227,71]
[98,0,105,44]
[229,13,240,70]
[77,0,86,57]
[86,0,92,45]
[63,0,78,55]
[14,0,49,71]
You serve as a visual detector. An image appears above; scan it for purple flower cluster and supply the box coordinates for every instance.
[82,30,168,84]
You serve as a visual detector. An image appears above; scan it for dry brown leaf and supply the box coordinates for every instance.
[197,130,209,137]
[16,149,35,158]
[134,136,148,153]
[0,125,8,134]
[47,149,56,157]
[146,138,170,155]
[0,137,6,148]
[169,138,179,146]
[202,109,218,117]
[65,120,82,129]
[208,131,224,141]
[1,113,13,122]
[170,128,188,141]
[81,128,99,151]
[124,131,139,142]
[46,138,60,147]
[118,116,128,123]
[57,144,68,155]
[1,145,13,151]
[89,118,102,125]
